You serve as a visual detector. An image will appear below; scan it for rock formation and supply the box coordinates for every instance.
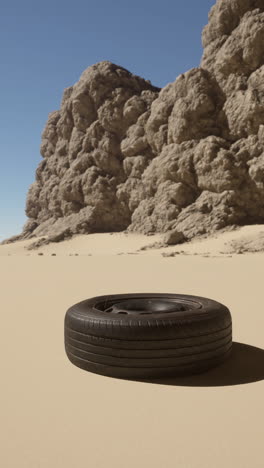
[6,0,264,245]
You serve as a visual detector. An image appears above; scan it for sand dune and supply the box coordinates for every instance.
[1,226,263,468]
[2,224,264,257]
[0,232,163,256]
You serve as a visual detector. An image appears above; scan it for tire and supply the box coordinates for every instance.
[64,293,232,379]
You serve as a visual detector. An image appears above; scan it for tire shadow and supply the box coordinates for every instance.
[138,342,264,387]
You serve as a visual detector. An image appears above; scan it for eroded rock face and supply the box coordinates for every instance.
[10,0,264,245]
[21,62,160,240]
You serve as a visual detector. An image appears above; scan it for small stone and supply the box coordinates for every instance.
[163,230,186,246]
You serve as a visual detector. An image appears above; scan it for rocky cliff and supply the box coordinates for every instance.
[8,0,264,244]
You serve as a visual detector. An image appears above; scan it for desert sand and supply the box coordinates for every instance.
[1,227,263,468]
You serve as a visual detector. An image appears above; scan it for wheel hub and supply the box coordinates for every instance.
[103,297,201,316]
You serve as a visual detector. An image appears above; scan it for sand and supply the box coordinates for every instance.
[1,226,263,468]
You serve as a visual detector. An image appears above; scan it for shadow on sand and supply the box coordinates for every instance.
[137,342,264,387]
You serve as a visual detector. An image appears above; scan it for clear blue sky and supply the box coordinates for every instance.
[0,0,215,239]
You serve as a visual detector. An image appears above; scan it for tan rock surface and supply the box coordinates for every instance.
[4,0,264,246]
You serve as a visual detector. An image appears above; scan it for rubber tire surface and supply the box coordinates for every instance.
[64,293,232,379]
